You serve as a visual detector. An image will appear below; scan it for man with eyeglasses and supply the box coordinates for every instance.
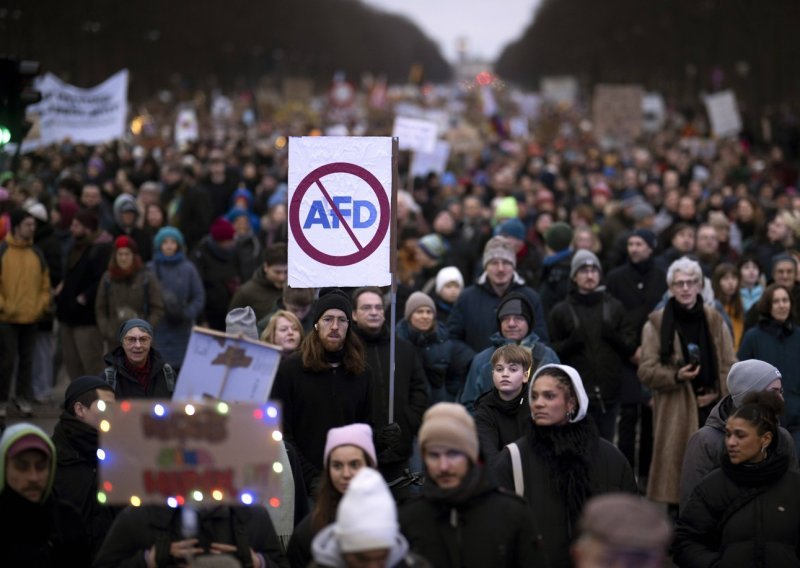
[351,287,427,496]
[101,318,176,399]
[639,256,736,510]
[679,359,798,511]
[271,289,373,494]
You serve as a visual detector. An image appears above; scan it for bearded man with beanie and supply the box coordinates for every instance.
[56,210,113,379]
[547,250,638,442]
[271,289,373,493]
[399,403,546,567]
[448,236,548,353]
[679,359,798,510]
[460,291,559,414]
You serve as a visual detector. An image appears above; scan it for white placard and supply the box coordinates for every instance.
[174,108,199,145]
[392,116,439,154]
[704,90,742,138]
[288,136,393,287]
[172,327,282,403]
[22,70,128,151]
[642,93,666,132]
[411,140,451,177]
[541,76,579,105]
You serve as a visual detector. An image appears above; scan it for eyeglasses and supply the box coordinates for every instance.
[319,316,349,327]
[768,387,785,395]
[357,304,383,312]
[672,279,699,289]
[124,336,151,346]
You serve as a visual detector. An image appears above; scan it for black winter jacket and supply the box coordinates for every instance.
[474,387,530,465]
[56,231,112,326]
[191,236,241,331]
[547,289,637,404]
[93,505,288,568]
[674,441,800,568]
[102,346,174,399]
[399,467,547,568]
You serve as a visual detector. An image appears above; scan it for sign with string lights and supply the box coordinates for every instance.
[97,400,284,509]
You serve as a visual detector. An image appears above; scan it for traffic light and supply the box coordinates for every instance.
[0,57,42,147]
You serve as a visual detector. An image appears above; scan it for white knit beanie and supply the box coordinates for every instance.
[335,468,398,553]
[435,266,464,294]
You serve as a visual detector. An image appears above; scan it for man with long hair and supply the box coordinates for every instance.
[271,288,373,494]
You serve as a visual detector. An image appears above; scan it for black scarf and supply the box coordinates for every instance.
[53,413,99,464]
[758,316,794,340]
[630,255,654,275]
[324,347,346,365]
[526,419,598,525]
[423,463,490,506]
[721,446,789,488]
[659,296,718,392]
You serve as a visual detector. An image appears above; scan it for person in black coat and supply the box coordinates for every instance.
[0,423,91,567]
[55,210,113,379]
[399,403,547,567]
[474,344,532,465]
[94,505,288,568]
[494,364,637,568]
[351,287,428,488]
[674,391,800,567]
[102,318,176,399]
[271,290,373,493]
[51,376,119,556]
[191,218,242,331]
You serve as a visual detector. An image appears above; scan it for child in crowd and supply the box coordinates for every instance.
[474,344,532,464]
[738,255,764,312]
[432,265,463,324]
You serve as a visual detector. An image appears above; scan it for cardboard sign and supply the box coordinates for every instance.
[97,400,283,507]
[592,84,645,145]
[704,90,742,138]
[541,76,579,105]
[411,140,451,177]
[288,136,394,287]
[172,327,282,403]
[392,116,439,154]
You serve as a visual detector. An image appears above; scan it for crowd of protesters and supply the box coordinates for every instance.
[3,80,800,566]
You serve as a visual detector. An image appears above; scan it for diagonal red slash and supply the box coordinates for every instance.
[315,179,364,251]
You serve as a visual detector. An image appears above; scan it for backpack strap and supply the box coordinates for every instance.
[163,364,176,393]
[506,442,525,497]
[142,271,150,319]
[103,366,117,392]
[104,273,111,319]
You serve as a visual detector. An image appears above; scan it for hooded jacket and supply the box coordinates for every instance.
[447,272,548,352]
[0,423,90,566]
[310,526,423,568]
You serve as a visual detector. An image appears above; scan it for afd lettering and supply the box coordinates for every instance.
[303,196,377,229]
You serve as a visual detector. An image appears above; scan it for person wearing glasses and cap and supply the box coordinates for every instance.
[271,289,373,494]
[101,318,177,399]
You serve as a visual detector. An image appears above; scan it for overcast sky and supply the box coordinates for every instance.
[360,0,542,63]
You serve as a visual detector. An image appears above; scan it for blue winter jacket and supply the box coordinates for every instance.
[148,253,205,367]
[460,330,560,414]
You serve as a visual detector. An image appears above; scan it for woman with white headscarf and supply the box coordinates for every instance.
[493,363,637,568]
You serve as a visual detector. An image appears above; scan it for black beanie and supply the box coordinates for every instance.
[496,292,534,328]
[313,288,353,323]
[64,376,113,410]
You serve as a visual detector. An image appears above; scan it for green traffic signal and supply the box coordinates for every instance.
[0,125,10,147]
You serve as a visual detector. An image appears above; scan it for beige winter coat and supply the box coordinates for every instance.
[638,305,735,504]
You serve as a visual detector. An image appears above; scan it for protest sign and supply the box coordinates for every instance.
[704,90,742,138]
[97,399,283,507]
[22,69,128,151]
[172,327,282,403]
[174,108,199,146]
[392,116,439,154]
[288,136,394,287]
[410,140,450,177]
[592,84,645,145]
[541,76,579,105]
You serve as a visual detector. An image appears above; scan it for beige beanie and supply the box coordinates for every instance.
[404,292,436,320]
[418,403,479,463]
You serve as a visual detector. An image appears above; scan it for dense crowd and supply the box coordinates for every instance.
[2,83,800,567]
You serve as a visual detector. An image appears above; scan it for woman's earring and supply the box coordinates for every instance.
[566,408,575,421]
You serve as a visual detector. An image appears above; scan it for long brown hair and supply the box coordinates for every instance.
[300,327,365,375]
[311,447,375,533]
[712,262,744,318]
